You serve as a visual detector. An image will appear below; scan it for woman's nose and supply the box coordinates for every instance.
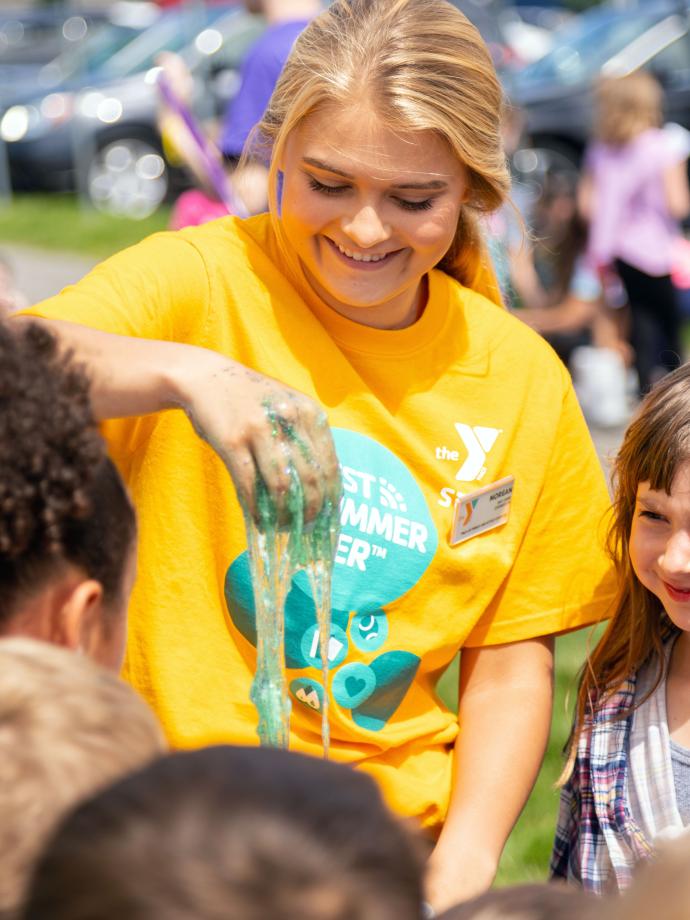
[341,205,391,248]
[660,531,690,576]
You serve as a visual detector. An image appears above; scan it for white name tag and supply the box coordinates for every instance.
[450,475,514,546]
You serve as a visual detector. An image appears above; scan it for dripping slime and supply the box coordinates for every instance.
[243,406,340,755]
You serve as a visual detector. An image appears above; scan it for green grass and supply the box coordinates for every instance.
[436,627,599,886]
[0,193,171,259]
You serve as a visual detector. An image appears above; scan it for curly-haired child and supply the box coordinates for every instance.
[0,319,135,670]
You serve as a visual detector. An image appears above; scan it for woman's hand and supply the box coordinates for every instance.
[176,349,342,528]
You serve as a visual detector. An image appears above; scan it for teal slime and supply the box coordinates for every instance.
[243,464,340,755]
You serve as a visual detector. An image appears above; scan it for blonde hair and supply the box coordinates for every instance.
[251,0,509,302]
[0,638,166,914]
[594,72,663,146]
[563,364,690,781]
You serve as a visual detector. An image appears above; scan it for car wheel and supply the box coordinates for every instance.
[87,137,168,219]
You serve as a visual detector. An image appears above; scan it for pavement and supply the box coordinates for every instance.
[2,242,629,466]
[4,243,96,308]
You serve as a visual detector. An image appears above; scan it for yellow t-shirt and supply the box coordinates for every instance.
[25,213,616,829]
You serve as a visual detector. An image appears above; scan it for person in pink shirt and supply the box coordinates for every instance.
[579,71,690,395]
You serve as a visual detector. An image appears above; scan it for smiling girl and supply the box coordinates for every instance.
[20,0,615,909]
[553,362,690,893]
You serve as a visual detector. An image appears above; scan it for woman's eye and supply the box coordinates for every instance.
[394,197,434,212]
[307,177,349,196]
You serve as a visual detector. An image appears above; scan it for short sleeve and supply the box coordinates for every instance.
[20,231,212,346]
[465,380,616,646]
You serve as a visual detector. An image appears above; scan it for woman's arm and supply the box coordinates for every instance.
[663,159,690,221]
[518,295,598,335]
[426,637,554,913]
[13,317,340,524]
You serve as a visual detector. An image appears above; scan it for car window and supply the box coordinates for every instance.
[183,12,264,73]
[36,22,144,87]
[517,9,664,87]
[652,28,690,84]
[98,8,225,81]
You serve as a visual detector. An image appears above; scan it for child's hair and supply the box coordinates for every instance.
[594,72,663,146]
[565,364,690,773]
[24,745,424,920]
[252,0,509,297]
[0,637,165,914]
[437,883,601,920]
[0,320,136,629]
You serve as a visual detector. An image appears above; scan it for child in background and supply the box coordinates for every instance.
[579,72,690,395]
[552,362,690,892]
[0,320,136,670]
[24,745,424,920]
[0,638,165,915]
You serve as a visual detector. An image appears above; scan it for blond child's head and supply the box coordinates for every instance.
[594,71,663,146]
[0,637,165,914]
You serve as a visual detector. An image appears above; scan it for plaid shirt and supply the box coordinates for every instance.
[550,674,652,894]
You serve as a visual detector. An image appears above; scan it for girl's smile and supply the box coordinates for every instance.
[280,103,468,330]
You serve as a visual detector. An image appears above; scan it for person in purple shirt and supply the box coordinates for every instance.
[220,0,321,162]
[579,71,690,395]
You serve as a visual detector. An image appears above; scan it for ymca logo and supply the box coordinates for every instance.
[435,423,502,483]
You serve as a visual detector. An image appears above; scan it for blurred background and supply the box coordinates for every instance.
[1,0,689,888]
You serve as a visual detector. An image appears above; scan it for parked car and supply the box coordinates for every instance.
[506,0,690,166]
[0,3,262,216]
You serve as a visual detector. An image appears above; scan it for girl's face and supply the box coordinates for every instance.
[630,462,690,631]
[280,103,468,330]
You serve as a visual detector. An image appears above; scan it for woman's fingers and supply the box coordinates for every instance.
[183,356,340,531]
[252,393,340,528]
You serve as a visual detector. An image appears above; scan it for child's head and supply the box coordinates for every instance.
[0,637,165,914]
[437,883,601,920]
[604,831,690,920]
[24,745,424,920]
[568,365,690,757]
[255,0,509,293]
[0,320,136,670]
[594,71,663,146]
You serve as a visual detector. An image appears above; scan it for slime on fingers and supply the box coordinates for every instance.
[242,401,341,755]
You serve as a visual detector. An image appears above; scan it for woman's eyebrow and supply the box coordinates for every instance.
[301,157,448,189]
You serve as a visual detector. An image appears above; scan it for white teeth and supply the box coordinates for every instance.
[336,242,388,263]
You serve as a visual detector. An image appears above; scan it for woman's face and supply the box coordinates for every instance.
[280,104,468,329]
[629,462,690,632]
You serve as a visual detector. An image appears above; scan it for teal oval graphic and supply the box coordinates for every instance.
[290,678,325,713]
[332,663,376,709]
[350,609,388,652]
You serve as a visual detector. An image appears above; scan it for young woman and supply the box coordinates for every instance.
[552,363,690,893]
[579,72,690,395]
[0,320,136,671]
[20,0,615,908]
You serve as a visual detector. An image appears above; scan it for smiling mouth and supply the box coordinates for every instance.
[325,237,400,266]
[663,580,690,601]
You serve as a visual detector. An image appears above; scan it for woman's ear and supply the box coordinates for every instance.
[58,579,104,656]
